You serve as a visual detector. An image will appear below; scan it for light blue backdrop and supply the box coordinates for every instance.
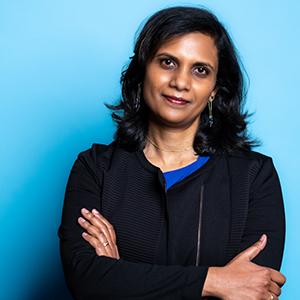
[0,1,299,299]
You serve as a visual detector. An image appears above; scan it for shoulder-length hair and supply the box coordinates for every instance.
[107,6,259,154]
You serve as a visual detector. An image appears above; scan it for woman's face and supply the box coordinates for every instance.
[143,32,218,128]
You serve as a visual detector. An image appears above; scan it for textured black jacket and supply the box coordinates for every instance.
[58,142,285,300]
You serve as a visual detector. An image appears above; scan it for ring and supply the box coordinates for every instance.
[103,241,109,247]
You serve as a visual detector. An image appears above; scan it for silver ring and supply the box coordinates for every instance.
[103,241,109,247]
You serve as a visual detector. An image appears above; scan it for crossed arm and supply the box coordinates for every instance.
[78,207,285,300]
[59,153,286,300]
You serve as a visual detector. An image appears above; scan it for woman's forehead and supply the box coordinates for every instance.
[154,32,218,68]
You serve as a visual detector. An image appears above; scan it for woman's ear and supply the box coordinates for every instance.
[210,88,218,100]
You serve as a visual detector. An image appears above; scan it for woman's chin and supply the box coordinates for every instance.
[151,113,199,129]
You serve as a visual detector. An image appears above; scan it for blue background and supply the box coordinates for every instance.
[1,1,299,299]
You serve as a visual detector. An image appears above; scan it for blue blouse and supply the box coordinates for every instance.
[163,156,210,190]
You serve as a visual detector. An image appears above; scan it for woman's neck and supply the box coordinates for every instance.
[143,121,199,172]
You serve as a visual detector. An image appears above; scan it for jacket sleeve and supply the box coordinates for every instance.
[239,157,285,270]
[58,149,208,300]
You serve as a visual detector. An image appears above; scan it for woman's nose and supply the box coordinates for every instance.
[169,68,191,91]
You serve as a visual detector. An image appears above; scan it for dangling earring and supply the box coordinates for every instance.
[208,95,214,127]
[134,83,142,111]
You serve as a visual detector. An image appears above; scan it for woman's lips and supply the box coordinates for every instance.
[163,95,190,105]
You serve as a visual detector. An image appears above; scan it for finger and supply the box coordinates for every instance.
[115,245,120,259]
[79,218,107,243]
[90,209,117,250]
[78,216,115,254]
[269,269,286,287]
[82,232,110,257]
[81,208,115,249]
[92,209,117,243]
[80,209,120,259]
[82,232,119,259]
[268,293,278,300]
[269,281,281,296]
[235,234,267,262]
[78,216,102,239]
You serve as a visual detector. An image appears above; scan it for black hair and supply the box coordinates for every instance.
[106,6,259,154]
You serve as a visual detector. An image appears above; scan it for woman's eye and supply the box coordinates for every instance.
[194,66,209,76]
[160,58,175,68]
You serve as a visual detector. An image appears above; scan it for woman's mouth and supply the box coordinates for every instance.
[163,95,190,105]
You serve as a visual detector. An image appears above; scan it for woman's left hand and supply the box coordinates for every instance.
[78,208,120,260]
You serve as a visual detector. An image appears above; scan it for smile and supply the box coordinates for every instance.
[163,95,191,106]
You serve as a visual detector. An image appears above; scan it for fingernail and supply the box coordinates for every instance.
[260,234,266,243]
[82,232,87,237]
[78,217,85,223]
[82,208,89,214]
[92,209,99,215]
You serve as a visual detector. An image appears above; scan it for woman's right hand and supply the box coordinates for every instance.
[202,234,286,300]
[78,208,120,260]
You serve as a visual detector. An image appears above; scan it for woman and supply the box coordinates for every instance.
[58,6,286,300]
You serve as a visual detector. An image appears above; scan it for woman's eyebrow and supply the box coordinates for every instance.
[155,52,215,71]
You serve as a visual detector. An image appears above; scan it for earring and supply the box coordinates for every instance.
[134,83,142,111]
[208,95,214,127]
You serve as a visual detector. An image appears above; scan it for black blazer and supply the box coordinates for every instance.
[58,142,285,300]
